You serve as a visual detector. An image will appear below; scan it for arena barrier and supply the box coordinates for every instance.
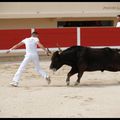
[35,28,77,48]
[0,27,120,51]
[80,27,120,48]
[0,29,31,50]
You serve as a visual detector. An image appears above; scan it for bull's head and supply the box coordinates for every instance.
[50,51,63,72]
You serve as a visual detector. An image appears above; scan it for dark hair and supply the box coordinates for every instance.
[32,31,38,35]
[117,15,120,17]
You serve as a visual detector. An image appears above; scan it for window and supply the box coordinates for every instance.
[57,20,113,27]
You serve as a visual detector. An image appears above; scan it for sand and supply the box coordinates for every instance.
[0,57,120,118]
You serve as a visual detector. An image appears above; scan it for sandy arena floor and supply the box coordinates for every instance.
[0,57,120,118]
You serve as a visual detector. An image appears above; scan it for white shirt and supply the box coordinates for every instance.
[116,22,120,27]
[22,36,39,55]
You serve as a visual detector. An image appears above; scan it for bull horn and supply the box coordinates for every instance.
[56,43,62,53]
[46,48,53,56]
[58,47,62,53]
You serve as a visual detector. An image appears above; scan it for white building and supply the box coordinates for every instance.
[0,2,120,29]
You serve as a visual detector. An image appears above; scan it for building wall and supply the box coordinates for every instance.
[0,18,57,29]
[0,2,119,18]
[0,2,119,29]
[0,17,116,29]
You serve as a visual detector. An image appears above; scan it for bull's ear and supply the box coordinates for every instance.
[54,51,60,56]
[58,51,62,54]
[57,51,61,55]
[57,48,62,55]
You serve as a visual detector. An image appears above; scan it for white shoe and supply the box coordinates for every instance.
[46,76,51,85]
[10,81,18,87]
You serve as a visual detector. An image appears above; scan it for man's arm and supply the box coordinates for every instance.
[6,42,24,54]
[37,41,51,55]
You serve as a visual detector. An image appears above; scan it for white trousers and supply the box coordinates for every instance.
[12,53,48,83]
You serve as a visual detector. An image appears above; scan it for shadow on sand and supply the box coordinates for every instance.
[40,81,120,88]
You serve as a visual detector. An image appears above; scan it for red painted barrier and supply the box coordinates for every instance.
[0,29,31,50]
[35,28,77,48]
[0,27,120,50]
[81,27,120,47]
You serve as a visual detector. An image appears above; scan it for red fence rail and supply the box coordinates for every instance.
[35,28,77,48]
[0,27,120,50]
[80,27,120,47]
[0,29,31,49]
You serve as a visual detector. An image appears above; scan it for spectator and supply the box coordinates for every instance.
[116,15,120,27]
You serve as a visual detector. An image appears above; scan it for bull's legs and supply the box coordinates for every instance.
[74,71,84,86]
[66,67,77,86]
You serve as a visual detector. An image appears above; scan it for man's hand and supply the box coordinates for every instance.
[6,49,11,54]
[45,48,52,56]
[45,51,51,56]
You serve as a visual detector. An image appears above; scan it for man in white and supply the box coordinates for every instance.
[6,31,51,87]
[116,15,120,27]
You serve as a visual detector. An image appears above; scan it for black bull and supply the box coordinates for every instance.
[50,46,120,86]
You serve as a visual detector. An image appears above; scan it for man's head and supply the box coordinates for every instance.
[117,15,120,21]
[31,31,39,37]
